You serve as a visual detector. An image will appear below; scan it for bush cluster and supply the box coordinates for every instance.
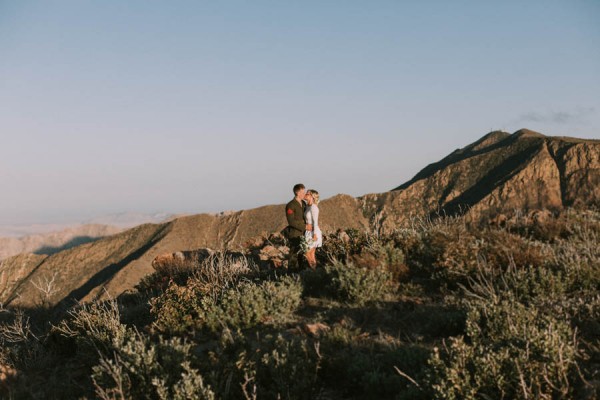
[324,260,396,305]
[151,275,302,334]
[204,331,320,399]
[1,208,598,399]
[427,300,579,399]
[92,330,215,400]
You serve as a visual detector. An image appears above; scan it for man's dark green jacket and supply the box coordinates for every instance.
[285,199,305,238]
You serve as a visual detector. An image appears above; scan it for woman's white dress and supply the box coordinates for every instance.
[304,204,323,248]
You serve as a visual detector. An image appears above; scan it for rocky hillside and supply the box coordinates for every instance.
[360,129,600,232]
[1,129,598,308]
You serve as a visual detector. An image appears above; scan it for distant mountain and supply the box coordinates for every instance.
[83,212,177,227]
[1,129,598,308]
[0,213,176,261]
[0,224,123,261]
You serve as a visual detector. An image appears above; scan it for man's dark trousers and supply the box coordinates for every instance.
[285,198,305,270]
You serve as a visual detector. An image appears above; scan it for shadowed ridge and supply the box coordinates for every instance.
[513,128,545,139]
[441,143,544,216]
[56,222,172,307]
[394,130,512,190]
[33,236,102,255]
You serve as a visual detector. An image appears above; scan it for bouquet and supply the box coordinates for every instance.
[299,235,314,253]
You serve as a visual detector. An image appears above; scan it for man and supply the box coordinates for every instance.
[285,183,308,270]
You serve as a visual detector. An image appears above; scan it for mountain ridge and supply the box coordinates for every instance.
[1,129,598,308]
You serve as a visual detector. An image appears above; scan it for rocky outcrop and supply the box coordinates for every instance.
[360,129,599,232]
[1,129,597,308]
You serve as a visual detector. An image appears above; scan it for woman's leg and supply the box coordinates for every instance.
[307,248,317,269]
[302,250,310,267]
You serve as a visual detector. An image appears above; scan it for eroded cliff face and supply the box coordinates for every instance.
[548,140,600,207]
[1,130,597,308]
[360,130,599,233]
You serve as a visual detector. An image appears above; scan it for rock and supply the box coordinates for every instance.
[267,232,286,246]
[303,322,330,337]
[278,246,290,256]
[0,364,17,387]
[260,245,282,259]
[151,248,214,270]
[337,230,351,243]
[490,213,508,227]
[151,253,178,270]
[245,235,266,249]
[531,209,552,225]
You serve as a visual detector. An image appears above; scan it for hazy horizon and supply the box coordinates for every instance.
[2,1,599,226]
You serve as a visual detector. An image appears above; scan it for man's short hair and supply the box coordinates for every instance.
[293,183,305,195]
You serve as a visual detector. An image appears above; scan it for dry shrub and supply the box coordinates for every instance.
[138,252,257,294]
[0,310,42,371]
[508,208,600,243]
[92,329,214,400]
[53,299,127,359]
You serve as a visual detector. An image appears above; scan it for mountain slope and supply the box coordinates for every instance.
[1,195,367,307]
[1,129,598,308]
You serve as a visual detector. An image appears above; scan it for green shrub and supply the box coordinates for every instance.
[377,242,409,281]
[320,229,388,264]
[398,220,555,292]
[325,260,395,305]
[203,276,302,332]
[152,275,302,334]
[319,323,429,399]
[0,309,94,399]
[205,331,320,400]
[427,300,579,400]
[549,231,600,294]
[149,280,206,334]
[461,261,570,305]
[92,328,214,400]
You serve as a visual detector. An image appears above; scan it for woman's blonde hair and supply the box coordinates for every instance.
[308,189,320,204]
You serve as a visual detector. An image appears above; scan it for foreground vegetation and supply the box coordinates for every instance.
[1,209,599,399]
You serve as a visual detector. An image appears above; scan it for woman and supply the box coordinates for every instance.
[303,189,322,269]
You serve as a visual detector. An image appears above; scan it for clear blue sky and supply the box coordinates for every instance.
[1,1,599,225]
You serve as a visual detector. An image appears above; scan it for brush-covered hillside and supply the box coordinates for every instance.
[0,209,598,399]
[0,129,599,398]
[1,129,598,309]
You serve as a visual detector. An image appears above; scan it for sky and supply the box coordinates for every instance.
[1,0,599,226]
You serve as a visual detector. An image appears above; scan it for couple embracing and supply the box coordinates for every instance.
[285,183,322,270]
